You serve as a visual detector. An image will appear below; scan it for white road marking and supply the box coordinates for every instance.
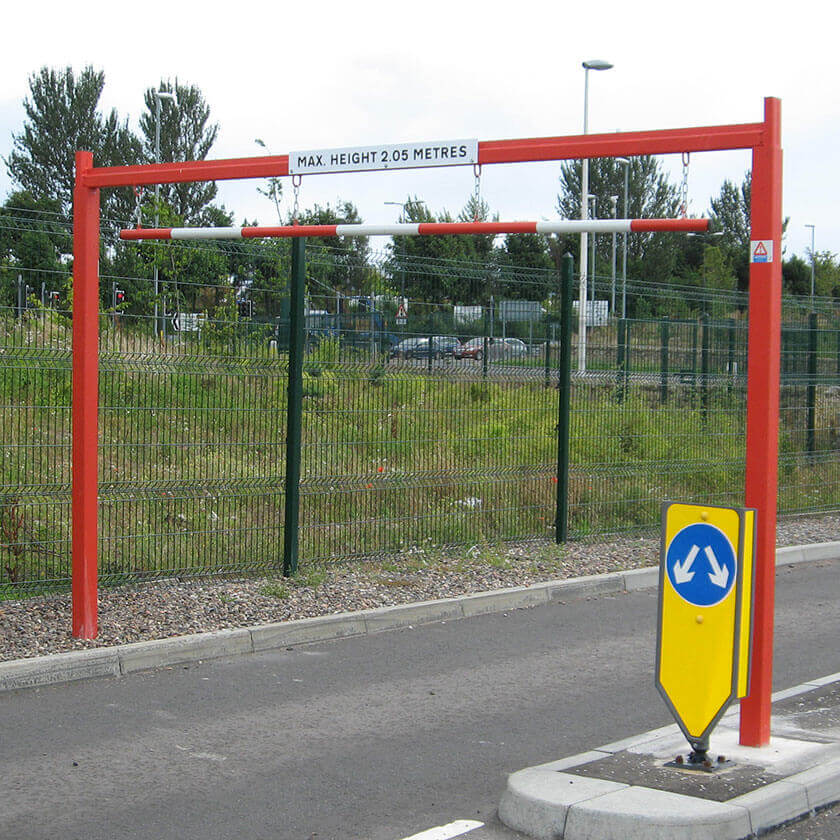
[398,819,484,840]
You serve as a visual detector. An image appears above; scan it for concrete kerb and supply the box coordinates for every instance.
[1,541,838,694]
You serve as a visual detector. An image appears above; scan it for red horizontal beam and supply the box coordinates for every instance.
[83,123,766,189]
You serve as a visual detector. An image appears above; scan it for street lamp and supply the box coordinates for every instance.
[610,195,618,315]
[615,157,630,318]
[588,195,597,304]
[153,89,177,339]
[579,59,614,371]
[805,224,816,301]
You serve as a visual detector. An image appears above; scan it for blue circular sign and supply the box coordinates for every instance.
[666,522,737,607]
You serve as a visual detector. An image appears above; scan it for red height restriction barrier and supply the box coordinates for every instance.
[73,99,783,746]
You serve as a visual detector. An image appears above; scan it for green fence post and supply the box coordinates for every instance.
[701,313,710,422]
[691,320,698,388]
[623,320,631,399]
[428,334,433,373]
[283,238,305,577]
[727,317,736,394]
[544,338,551,389]
[836,326,840,380]
[660,318,670,405]
[616,318,626,404]
[807,311,818,458]
[555,253,574,544]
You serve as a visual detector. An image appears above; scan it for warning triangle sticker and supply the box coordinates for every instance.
[753,242,767,257]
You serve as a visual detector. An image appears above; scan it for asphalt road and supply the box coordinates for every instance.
[1,558,838,840]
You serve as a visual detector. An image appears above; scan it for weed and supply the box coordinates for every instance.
[259,581,290,599]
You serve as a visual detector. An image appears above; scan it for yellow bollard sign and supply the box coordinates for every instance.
[656,502,756,750]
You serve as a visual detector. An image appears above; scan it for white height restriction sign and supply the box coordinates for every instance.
[289,140,478,175]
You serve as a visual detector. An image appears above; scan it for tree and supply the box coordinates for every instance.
[0,191,71,306]
[291,201,371,295]
[6,66,141,220]
[709,172,751,292]
[556,156,680,289]
[138,79,220,222]
[389,196,500,303]
[497,233,554,300]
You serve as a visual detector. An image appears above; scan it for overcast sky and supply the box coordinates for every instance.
[1,0,837,263]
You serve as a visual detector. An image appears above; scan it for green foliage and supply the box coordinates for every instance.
[6,66,141,223]
[259,581,290,599]
[556,156,679,279]
[138,79,221,223]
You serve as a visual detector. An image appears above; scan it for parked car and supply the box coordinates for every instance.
[389,337,429,359]
[454,337,528,361]
[429,335,462,357]
[497,337,528,358]
[454,337,486,360]
[390,335,462,360]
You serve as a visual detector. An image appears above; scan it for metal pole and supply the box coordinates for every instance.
[154,95,161,339]
[610,195,618,315]
[806,224,815,303]
[578,69,590,372]
[740,97,783,748]
[71,151,101,639]
[806,311,818,458]
[588,196,597,303]
[283,238,306,577]
[555,253,574,543]
[622,161,629,318]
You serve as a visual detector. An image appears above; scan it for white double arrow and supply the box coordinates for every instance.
[704,545,730,589]
[673,544,698,584]
[673,544,730,589]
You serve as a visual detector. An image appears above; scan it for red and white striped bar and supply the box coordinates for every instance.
[120,218,708,241]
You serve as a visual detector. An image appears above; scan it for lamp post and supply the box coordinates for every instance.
[578,59,613,371]
[588,195,597,304]
[610,195,618,315]
[615,157,630,318]
[153,89,177,339]
[805,224,816,302]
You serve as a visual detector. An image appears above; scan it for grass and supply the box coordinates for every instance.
[2,308,839,591]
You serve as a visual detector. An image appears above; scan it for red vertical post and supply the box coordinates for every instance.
[740,98,783,746]
[72,151,101,639]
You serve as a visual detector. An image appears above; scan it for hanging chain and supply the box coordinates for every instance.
[679,152,690,218]
[133,186,144,228]
[292,175,302,224]
[473,163,482,221]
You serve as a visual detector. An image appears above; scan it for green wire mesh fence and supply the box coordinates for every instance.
[1,207,839,593]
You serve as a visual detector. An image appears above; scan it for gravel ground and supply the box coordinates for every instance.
[1,514,839,663]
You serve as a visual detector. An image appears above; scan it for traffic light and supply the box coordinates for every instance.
[115,289,125,305]
[238,299,253,319]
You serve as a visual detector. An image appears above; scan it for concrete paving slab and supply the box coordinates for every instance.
[789,757,840,810]
[622,567,659,591]
[460,585,549,617]
[362,599,465,632]
[0,647,120,691]
[545,572,624,601]
[563,785,751,840]
[250,612,367,650]
[498,768,627,840]
[118,628,253,674]
[730,780,810,836]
